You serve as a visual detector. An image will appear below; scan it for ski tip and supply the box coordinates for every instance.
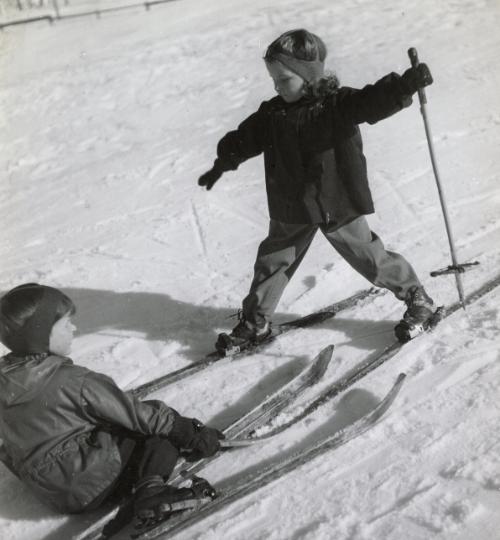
[313,344,335,373]
[320,344,335,356]
[386,373,406,403]
[395,372,407,385]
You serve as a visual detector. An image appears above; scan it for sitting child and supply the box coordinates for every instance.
[0,283,222,520]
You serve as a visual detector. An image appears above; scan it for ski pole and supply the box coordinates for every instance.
[408,47,468,310]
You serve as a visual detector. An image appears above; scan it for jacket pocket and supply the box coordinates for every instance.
[24,431,121,514]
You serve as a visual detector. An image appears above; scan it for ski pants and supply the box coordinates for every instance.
[86,434,179,510]
[242,216,421,326]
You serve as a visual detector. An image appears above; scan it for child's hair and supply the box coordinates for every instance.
[264,29,339,99]
[0,283,75,354]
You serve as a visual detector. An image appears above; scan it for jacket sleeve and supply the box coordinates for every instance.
[335,72,413,125]
[80,371,177,437]
[216,102,268,171]
[0,442,19,478]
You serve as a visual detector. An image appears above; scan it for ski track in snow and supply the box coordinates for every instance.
[1,0,500,539]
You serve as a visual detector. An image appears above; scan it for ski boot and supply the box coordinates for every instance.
[133,475,216,530]
[395,286,444,342]
[216,311,271,356]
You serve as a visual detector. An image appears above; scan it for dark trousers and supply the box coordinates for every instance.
[242,216,421,326]
[87,435,179,510]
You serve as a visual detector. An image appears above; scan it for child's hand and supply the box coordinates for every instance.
[184,421,225,462]
[198,161,223,190]
[168,415,225,460]
[401,63,433,94]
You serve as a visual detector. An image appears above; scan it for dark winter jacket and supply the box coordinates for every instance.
[216,72,413,225]
[0,353,177,513]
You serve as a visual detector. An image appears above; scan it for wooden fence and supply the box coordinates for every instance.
[0,0,179,29]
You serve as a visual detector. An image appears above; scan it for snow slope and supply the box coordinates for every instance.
[1,0,500,538]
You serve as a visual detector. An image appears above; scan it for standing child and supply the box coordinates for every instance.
[198,29,438,351]
[0,283,222,523]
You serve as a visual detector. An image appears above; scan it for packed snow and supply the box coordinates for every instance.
[1,0,500,538]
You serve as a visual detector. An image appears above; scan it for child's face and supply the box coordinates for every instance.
[266,61,305,103]
[49,313,76,356]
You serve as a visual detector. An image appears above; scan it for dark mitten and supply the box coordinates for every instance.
[400,63,433,94]
[198,160,224,190]
[168,415,224,461]
[185,421,224,462]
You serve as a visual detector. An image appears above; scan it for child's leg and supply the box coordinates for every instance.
[90,436,179,509]
[117,436,179,489]
[320,216,421,300]
[242,220,318,325]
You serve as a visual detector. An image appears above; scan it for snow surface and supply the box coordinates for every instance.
[1,0,500,538]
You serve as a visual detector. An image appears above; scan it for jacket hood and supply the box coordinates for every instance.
[0,353,71,406]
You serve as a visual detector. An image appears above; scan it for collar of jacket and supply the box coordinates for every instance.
[2,352,49,371]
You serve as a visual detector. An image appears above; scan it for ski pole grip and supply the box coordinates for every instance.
[408,47,427,105]
[408,47,419,68]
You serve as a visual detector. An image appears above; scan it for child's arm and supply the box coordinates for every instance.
[81,372,222,457]
[82,372,176,435]
[198,102,268,190]
[336,63,433,125]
